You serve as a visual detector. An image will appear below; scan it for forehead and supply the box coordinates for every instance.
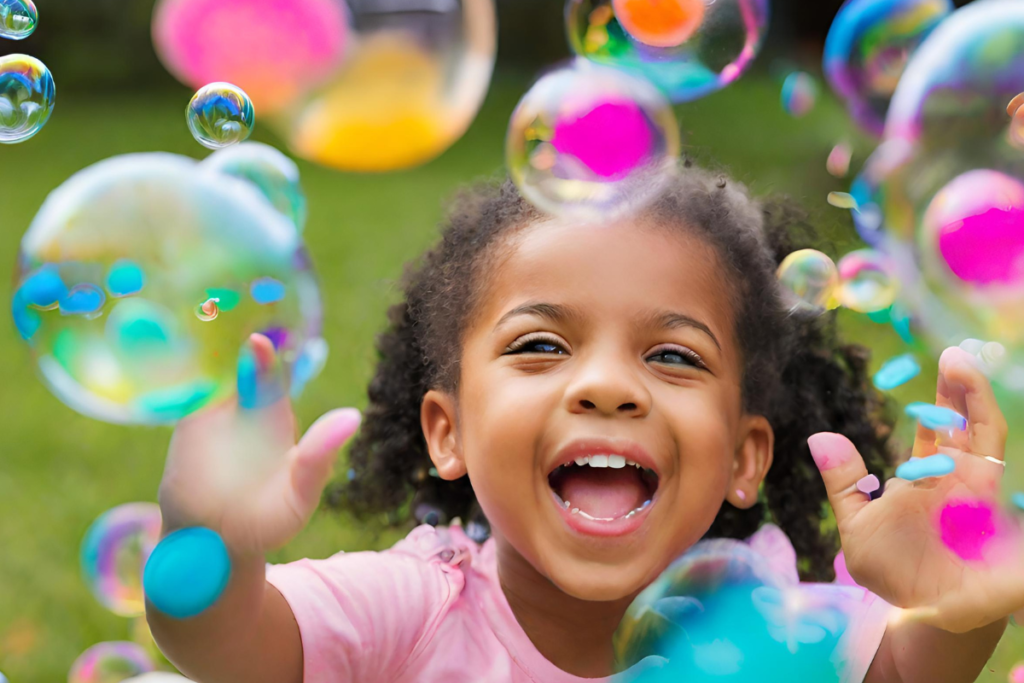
[478,218,737,342]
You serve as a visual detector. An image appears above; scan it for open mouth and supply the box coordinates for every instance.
[547,455,660,522]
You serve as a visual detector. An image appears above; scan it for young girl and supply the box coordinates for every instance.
[149,166,1022,683]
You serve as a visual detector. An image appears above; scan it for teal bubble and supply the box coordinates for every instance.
[10,289,40,340]
[204,287,240,311]
[895,454,955,481]
[0,0,37,40]
[250,277,286,304]
[135,381,216,418]
[873,354,920,390]
[0,53,54,143]
[106,260,145,297]
[143,527,231,619]
[59,283,105,316]
[187,82,255,150]
[905,402,967,431]
[20,265,66,308]
[1012,492,1024,511]
[866,306,891,324]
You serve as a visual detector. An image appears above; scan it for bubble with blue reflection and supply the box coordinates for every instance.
[0,53,54,143]
[80,503,162,617]
[824,0,952,135]
[566,0,770,103]
[187,82,255,150]
[12,149,324,425]
[0,0,37,40]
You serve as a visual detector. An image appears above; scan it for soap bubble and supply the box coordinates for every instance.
[854,0,1024,392]
[0,53,55,143]
[827,142,852,178]
[187,82,255,150]
[200,142,307,232]
[12,151,323,425]
[837,249,898,313]
[68,642,155,683]
[507,59,679,220]
[567,0,770,103]
[286,0,497,172]
[80,503,162,617]
[824,0,952,135]
[781,71,817,117]
[153,0,349,115]
[776,249,839,313]
[0,0,37,40]
[616,538,849,682]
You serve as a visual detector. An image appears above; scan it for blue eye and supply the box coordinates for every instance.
[506,336,567,355]
[647,348,703,368]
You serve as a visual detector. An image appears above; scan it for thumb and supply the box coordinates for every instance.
[808,432,872,527]
[291,408,362,510]
[237,333,288,411]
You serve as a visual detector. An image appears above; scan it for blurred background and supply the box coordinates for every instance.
[0,0,1019,682]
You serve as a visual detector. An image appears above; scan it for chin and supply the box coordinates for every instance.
[545,559,655,603]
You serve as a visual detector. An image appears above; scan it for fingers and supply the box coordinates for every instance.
[237,333,288,411]
[808,432,871,527]
[938,347,1008,461]
[291,409,362,511]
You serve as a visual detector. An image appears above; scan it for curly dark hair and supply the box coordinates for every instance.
[327,164,894,581]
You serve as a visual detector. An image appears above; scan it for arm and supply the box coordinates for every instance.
[865,618,1007,683]
[147,334,359,683]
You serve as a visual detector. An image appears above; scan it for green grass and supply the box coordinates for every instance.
[0,75,1021,682]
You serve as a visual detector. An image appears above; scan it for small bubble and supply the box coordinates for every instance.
[781,71,818,118]
[826,143,852,178]
[0,53,55,144]
[195,298,219,322]
[187,82,255,150]
[777,249,839,313]
[828,191,859,211]
[250,277,286,305]
[872,354,920,391]
[0,0,37,40]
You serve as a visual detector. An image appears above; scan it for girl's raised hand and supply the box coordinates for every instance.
[158,333,360,557]
[809,346,1024,634]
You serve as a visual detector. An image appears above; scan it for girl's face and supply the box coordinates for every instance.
[423,218,774,601]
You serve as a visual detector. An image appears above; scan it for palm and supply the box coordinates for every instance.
[813,347,1023,633]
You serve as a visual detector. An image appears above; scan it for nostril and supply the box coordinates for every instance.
[580,399,596,410]
[619,403,637,412]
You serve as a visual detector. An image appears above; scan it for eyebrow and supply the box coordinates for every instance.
[494,302,721,350]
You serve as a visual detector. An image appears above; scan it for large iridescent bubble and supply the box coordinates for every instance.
[615,535,855,682]
[11,146,324,425]
[68,643,155,683]
[507,59,680,220]
[80,503,162,617]
[824,0,952,136]
[154,0,496,173]
[854,0,1024,390]
[566,0,770,103]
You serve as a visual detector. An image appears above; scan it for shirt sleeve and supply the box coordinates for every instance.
[837,589,893,683]
[266,549,456,683]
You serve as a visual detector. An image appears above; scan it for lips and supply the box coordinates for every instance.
[546,440,661,531]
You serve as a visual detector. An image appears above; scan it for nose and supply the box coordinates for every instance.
[565,350,652,418]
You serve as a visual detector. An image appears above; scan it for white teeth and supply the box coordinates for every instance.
[608,455,626,469]
[574,456,589,466]
[589,455,609,468]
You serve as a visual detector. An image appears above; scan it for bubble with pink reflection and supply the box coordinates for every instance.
[506,60,679,220]
[152,0,349,115]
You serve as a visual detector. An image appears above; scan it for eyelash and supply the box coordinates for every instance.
[504,335,706,370]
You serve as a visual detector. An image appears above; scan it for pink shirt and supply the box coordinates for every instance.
[266,524,892,683]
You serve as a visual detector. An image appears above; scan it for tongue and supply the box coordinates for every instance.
[559,467,648,520]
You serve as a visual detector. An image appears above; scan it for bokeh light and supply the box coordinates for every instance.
[80,503,161,618]
[67,642,155,683]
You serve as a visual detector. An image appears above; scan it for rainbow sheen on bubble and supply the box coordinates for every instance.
[200,142,307,232]
[776,249,839,313]
[854,0,1024,393]
[837,249,898,313]
[80,503,162,617]
[68,642,155,683]
[0,0,37,40]
[12,149,324,425]
[187,82,255,150]
[824,0,952,135]
[0,53,54,143]
[827,142,853,178]
[153,0,349,115]
[616,534,850,682]
[781,71,817,117]
[507,60,679,220]
[567,0,770,103]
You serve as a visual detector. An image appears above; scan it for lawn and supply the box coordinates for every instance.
[0,73,1021,682]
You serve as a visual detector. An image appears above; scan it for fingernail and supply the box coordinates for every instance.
[940,345,981,374]
[299,408,362,454]
[238,334,285,410]
[807,432,853,471]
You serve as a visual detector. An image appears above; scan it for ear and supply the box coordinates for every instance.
[421,389,467,481]
[726,414,774,509]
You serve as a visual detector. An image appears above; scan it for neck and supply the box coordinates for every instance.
[494,534,637,679]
